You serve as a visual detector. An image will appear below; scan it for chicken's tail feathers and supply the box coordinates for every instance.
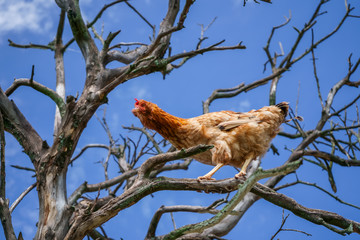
[275,102,289,117]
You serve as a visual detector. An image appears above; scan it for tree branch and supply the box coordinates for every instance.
[141,0,185,59]
[62,0,126,51]
[303,150,360,166]
[0,88,44,164]
[0,198,17,240]
[124,0,155,34]
[137,144,213,179]
[5,78,66,118]
[0,111,5,199]
[275,180,360,211]
[0,112,15,239]
[252,182,360,235]
[10,183,37,213]
[68,169,137,206]
[104,45,148,65]
[165,40,246,66]
[146,203,224,239]
[54,9,67,136]
[58,0,100,70]
[70,144,110,164]
[270,210,312,239]
[202,68,286,113]
[161,161,302,239]
[123,125,163,154]
[8,39,55,51]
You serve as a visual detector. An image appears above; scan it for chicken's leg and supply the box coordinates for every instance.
[235,157,253,179]
[197,163,224,181]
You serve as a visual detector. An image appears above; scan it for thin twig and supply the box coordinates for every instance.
[10,165,36,172]
[8,39,55,51]
[123,125,163,154]
[125,1,155,34]
[271,209,312,239]
[311,28,324,109]
[275,180,360,211]
[0,111,5,199]
[71,144,110,164]
[146,197,230,239]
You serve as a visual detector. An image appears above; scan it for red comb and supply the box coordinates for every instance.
[135,98,139,103]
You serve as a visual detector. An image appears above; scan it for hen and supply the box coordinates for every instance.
[132,99,289,180]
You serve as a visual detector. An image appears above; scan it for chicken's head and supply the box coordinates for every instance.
[132,98,151,117]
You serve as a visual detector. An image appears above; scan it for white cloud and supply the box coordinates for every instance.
[131,85,151,99]
[238,99,251,112]
[0,0,55,35]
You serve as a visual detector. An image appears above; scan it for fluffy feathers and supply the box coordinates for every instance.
[132,99,289,180]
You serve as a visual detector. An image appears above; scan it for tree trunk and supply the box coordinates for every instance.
[35,170,70,239]
[35,87,104,239]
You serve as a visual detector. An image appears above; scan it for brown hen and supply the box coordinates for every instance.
[132,99,289,180]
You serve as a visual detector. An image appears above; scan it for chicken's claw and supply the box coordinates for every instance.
[197,176,216,181]
[234,171,247,179]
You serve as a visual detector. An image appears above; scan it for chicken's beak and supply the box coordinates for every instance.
[132,107,139,117]
[132,108,138,117]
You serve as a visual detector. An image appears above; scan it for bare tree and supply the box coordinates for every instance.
[1,0,360,239]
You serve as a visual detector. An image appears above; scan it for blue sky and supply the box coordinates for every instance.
[0,0,360,239]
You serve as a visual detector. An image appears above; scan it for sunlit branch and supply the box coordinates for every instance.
[10,183,37,213]
[263,11,291,71]
[54,9,66,137]
[197,17,217,50]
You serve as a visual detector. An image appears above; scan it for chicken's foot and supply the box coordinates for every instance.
[235,157,253,179]
[197,163,224,181]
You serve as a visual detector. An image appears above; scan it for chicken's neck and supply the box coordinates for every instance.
[143,107,188,140]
